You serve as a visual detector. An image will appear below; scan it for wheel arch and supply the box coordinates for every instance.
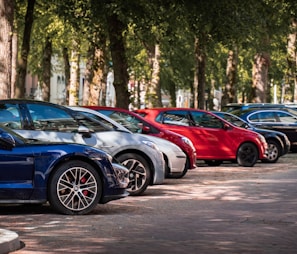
[265,135,284,151]
[114,149,155,185]
[46,155,105,199]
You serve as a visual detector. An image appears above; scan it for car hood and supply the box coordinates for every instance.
[249,126,287,137]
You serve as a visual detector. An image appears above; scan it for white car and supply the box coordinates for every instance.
[0,99,166,196]
[69,106,188,179]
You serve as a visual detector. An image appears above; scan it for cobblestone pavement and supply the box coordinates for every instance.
[2,154,297,254]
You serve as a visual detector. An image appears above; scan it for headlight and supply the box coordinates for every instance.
[142,140,159,151]
[112,163,129,188]
[181,137,196,151]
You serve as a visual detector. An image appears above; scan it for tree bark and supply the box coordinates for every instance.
[68,39,80,106]
[0,0,14,99]
[252,52,270,103]
[106,13,130,109]
[11,30,18,99]
[287,18,297,103]
[222,46,238,107]
[15,0,35,98]
[63,47,70,105]
[147,44,162,107]
[194,36,206,109]
[41,37,52,101]
[82,44,95,106]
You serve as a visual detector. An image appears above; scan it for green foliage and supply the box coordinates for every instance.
[10,0,297,105]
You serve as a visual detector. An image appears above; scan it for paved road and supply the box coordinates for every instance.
[2,154,297,254]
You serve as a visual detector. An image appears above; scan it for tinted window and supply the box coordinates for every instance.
[27,104,79,131]
[249,112,276,123]
[0,104,22,129]
[108,111,142,132]
[191,111,223,128]
[78,111,116,131]
[160,110,190,126]
[277,112,297,123]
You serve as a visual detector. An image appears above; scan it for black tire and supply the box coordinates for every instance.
[262,139,280,163]
[116,153,151,196]
[205,160,222,166]
[48,160,102,215]
[237,142,258,167]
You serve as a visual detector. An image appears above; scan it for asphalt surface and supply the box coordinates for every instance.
[1,154,297,253]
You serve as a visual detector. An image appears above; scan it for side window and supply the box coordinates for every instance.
[192,112,223,128]
[0,104,22,129]
[78,111,116,131]
[257,112,276,122]
[277,112,297,123]
[110,112,141,133]
[27,104,78,131]
[162,111,190,126]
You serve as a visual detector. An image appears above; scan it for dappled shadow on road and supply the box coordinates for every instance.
[6,154,297,253]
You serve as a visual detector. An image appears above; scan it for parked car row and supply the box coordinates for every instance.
[0,99,168,197]
[0,99,292,215]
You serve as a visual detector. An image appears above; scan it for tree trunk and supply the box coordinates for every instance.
[147,44,162,107]
[11,30,18,99]
[68,39,80,106]
[63,47,70,105]
[252,52,270,103]
[222,46,238,107]
[82,44,95,105]
[106,13,130,109]
[194,36,206,109]
[168,80,176,107]
[15,0,35,98]
[0,0,14,99]
[287,18,297,103]
[41,37,52,101]
[89,47,108,106]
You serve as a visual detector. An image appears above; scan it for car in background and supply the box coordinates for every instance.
[0,124,129,215]
[213,111,290,163]
[221,103,288,112]
[84,106,197,175]
[0,99,165,196]
[135,108,268,167]
[230,108,297,152]
[71,106,189,179]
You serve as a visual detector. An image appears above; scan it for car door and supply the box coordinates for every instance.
[0,134,34,199]
[157,110,231,158]
[189,111,236,158]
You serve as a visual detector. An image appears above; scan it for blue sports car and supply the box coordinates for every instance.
[0,125,129,215]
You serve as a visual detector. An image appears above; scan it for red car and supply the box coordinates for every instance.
[85,106,197,177]
[135,108,268,167]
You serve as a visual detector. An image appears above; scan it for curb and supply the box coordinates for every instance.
[0,229,21,254]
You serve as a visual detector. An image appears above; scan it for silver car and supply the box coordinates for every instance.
[0,99,165,196]
[70,106,188,178]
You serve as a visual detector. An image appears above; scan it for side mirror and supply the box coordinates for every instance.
[141,125,151,134]
[0,132,16,150]
[77,125,92,138]
[223,123,232,130]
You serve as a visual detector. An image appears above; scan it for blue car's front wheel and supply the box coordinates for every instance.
[48,160,102,215]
